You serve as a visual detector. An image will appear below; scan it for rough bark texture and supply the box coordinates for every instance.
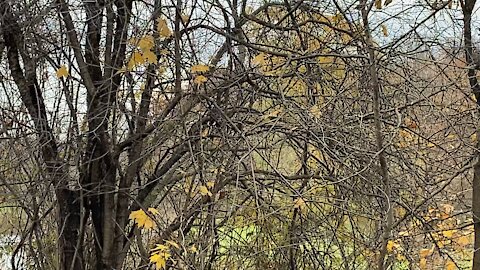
[463,0,480,269]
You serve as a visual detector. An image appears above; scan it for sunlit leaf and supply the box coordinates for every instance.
[129,209,157,229]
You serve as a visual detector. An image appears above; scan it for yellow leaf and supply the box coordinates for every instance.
[199,186,212,197]
[194,75,208,84]
[56,65,69,78]
[471,133,477,142]
[447,134,456,139]
[381,24,388,37]
[442,230,456,238]
[206,181,215,188]
[375,0,382,9]
[127,52,145,70]
[386,240,399,252]
[143,50,158,64]
[181,15,190,24]
[165,240,180,249]
[419,248,431,258]
[152,244,169,252]
[188,245,198,253]
[309,106,322,118]
[150,253,166,269]
[298,65,307,73]
[419,258,427,270]
[138,35,155,52]
[157,18,172,38]
[148,208,159,215]
[446,260,456,270]
[456,235,470,246]
[191,64,209,73]
[252,53,267,66]
[129,209,157,229]
[427,142,436,148]
[293,198,306,212]
[150,250,171,270]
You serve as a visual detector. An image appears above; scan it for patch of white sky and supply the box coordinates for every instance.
[3,0,480,140]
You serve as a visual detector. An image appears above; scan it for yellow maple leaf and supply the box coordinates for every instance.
[56,65,69,78]
[446,260,456,270]
[456,235,471,246]
[129,209,157,229]
[199,185,212,197]
[188,245,198,253]
[293,198,307,212]
[152,244,169,252]
[143,50,158,64]
[150,251,170,269]
[419,258,427,270]
[191,64,209,73]
[206,181,215,188]
[194,75,208,84]
[442,230,456,238]
[127,52,145,70]
[148,208,159,215]
[157,18,172,38]
[386,240,399,252]
[252,53,267,66]
[138,35,155,52]
[165,240,180,249]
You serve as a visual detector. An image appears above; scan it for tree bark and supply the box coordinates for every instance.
[462,1,480,269]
